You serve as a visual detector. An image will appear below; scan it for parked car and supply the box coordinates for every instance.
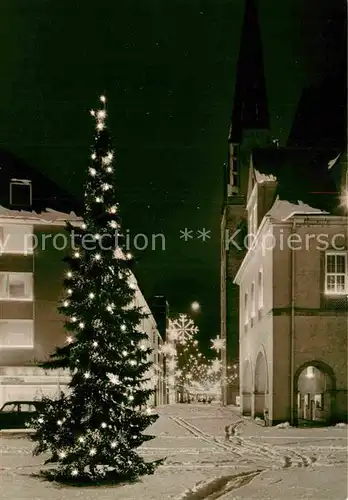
[0,401,46,429]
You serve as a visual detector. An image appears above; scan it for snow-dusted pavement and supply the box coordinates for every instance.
[1,404,347,499]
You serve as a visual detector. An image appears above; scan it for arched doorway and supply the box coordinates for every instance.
[241,360,253,415]
[254,351,268,418]
[295,361,336,426]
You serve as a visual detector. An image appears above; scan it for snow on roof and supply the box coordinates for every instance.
[327,154,341,170]
[0,205,81,222]
[267,197,329,222]
[254,169,277,184]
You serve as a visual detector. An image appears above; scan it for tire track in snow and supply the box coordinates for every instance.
[176,469,264,500]
[172,416,284,466]
[173,416,317,469]
[169,416,243,459]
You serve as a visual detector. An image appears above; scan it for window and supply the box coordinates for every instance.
[0,273,33,300]
[325,252,347,294]
[1,403,18,412]
[252,202,258,235]
[9,179,32,207]
[0,320,34,348]
[229,144,239,194]
[258,269,264,309]
[314,394,323,410]
[0,224,34,254]
[251,282,255,318]
[19,403,36,412]
[244,292,249,325]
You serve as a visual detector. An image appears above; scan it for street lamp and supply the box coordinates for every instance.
[191,301,200,312]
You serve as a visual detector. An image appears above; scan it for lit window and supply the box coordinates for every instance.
[0,320,34,348]
[258,269,263,309]
[325,252,347,294]
[0,273,33,300]
[244,292,249,325]
[251,282,255,318]
[306,366,315,379]
[0,225,34,255]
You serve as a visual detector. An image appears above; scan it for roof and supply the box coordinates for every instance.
[0,205,80,224]
[229,0,269,142]
[0,149,82,215]
[251,147,341,212]
[267,197,329,221]
[254,169,277,183]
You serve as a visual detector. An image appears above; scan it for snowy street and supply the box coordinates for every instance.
[1,404,347,499]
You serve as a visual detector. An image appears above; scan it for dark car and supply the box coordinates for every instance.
[0,401,46,429]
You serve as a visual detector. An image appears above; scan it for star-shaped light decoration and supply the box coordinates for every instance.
[167,314,198,345]
[167,358,177,371]
[210,335,226,353]
[107,373,120,385]
[159,342,176,357]
[210,358,221,374]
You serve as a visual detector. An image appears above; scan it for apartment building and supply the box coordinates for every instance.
[0,151,165,407]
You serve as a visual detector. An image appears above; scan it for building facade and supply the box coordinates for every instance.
[234,152,348,425]
[0,153,166,408]
[220,0,346,410]
[220,0,271,404]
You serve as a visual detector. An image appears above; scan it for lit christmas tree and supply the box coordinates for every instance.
[30,96,162,483]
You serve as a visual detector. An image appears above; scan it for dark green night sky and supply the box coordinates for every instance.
[0,1,345,348]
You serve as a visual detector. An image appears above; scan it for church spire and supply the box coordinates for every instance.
[229,0,270,143]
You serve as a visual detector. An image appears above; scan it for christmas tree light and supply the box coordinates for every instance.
[30,96,162,483]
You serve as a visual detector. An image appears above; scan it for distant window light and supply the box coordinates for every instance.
[9,179,32,207]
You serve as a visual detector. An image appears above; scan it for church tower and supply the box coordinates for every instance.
[221,0,270,405]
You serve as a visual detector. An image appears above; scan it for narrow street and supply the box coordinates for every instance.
[1,404,347,499]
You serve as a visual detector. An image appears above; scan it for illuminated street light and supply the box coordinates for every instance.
[191,301,200,312]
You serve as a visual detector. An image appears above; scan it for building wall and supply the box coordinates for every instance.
[0,225,67,366]
[239,223,273,416]
[238,217,347,424]
[0,218,165,408]
[222,200,246,404]
[133,280,166,406]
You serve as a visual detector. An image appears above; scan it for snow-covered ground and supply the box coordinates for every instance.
[1,404,347,499]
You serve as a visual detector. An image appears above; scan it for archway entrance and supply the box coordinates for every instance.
[241,360,252,415]
[254,351,268,418]
[295,361,336,426]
